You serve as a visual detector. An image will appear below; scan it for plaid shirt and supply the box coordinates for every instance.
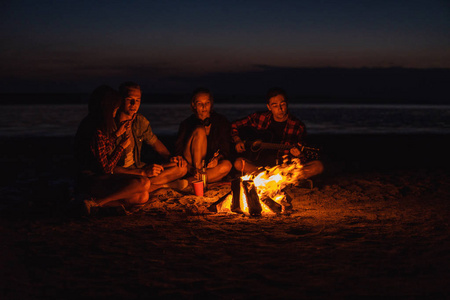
[231,111,306,156]
[90,129,124,174]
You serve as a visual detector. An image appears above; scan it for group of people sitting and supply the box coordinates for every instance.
[74,82,323,214]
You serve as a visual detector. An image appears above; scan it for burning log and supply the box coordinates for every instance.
[280,189,293,214]
[242,180,262,216]
[208,158,303,215]
[207,178,245,214]
[260,196,282,214]
[231,178,243,214]
[207,191,231,213]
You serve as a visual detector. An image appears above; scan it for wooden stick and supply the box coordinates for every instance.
[260,196,282,214]
[242,180,261,216]
[231,178,243,213]
[207,191,232,213]
[280,190,293,214]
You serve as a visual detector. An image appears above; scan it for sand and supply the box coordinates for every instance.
[1,134,449,299]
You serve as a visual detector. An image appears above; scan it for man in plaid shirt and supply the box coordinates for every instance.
[232,87,323,179]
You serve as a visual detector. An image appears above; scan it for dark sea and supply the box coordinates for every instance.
[0,103,449,137]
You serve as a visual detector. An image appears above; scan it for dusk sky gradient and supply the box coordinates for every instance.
[1,0,449,94]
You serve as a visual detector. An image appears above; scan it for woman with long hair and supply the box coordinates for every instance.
[74,85,151,214]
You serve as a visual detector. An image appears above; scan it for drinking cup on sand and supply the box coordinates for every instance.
[192,180,204,197]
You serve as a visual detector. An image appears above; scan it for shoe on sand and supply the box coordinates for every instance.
[83,198,99,215]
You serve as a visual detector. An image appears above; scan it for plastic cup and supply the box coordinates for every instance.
[192,180,204,197]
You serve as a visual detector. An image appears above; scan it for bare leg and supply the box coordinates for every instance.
[182,126,232,183]
[90,174,151,207]
[103,191,150,208]
[234,157,260,174]
[149,164,188,186]
[183,126,207,170]
[206,160,232,183]
[122,191,149,206]
[301,160,324,179]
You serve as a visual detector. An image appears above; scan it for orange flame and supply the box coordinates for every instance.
[216,158,304,215]
[251,158,304,202]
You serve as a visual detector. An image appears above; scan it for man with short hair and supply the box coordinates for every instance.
[232,87,323,178]
[114,82,188,190]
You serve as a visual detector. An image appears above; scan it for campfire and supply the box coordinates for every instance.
[209,158,305,216]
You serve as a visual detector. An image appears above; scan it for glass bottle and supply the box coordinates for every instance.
[201,159,207,191]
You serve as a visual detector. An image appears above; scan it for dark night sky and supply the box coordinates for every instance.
[1,0,449,97]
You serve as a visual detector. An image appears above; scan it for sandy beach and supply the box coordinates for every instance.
[1,134,449,299]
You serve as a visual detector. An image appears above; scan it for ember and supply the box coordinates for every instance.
[210,158,304,215]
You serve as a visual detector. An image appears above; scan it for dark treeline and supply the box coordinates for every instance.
[1,67,449,105]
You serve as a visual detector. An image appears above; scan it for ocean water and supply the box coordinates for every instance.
[0,103,449,137]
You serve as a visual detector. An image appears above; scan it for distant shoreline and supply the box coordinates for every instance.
[1,67,449,105]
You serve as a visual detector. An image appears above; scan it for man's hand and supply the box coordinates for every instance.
[170,156,187,168]
[235,141,246,153]
[116,119,132,137]
[290,147,301,157]
[144,164,164,177]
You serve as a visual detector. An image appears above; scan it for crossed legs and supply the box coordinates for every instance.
[183,126,231,183]
[234,157,259,175]
[148,164,188,191]
[90,173,151,208]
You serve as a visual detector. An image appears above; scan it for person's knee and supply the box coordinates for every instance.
[317,161,324,174]
[137,192,149,204]
[178,164,188,177]
[234,158,243,171]
[192,126,207,140]
[129,191,149,205]
[135,176,151,192]
[219,160,232,174]
[311,160,324,175]
[303,160,324,177]
[144,177,152,191]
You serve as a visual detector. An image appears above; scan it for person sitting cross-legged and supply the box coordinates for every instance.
[74,85,153,214]
[112,82,189,191]
[175,87,232,184]
[231,87,323,180]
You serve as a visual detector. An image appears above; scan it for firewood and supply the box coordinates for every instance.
[231,178,243,213]
[207,191,232,212]
[281,190,293,214]
[260,196,282,214]
[242,180,262,216]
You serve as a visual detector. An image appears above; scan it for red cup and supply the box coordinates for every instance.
[192,180,204,197]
